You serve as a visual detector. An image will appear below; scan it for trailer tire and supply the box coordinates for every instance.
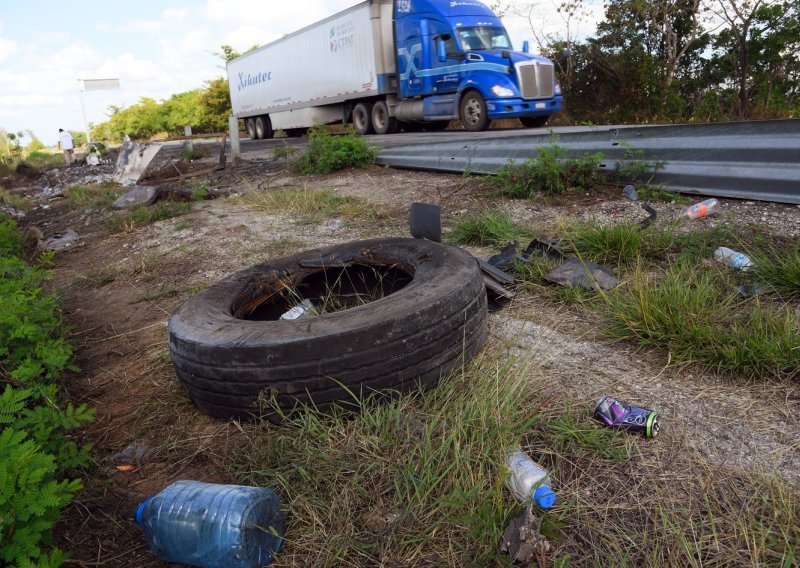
[245,118,256,139]
[353,103,374,135]
[460,91,490,132]
[168,238,488,421]
[255,116,273,140]
[372,100,398,134]
[520,115,549,128]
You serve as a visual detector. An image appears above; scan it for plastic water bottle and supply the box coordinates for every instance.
[680,198,719,219]
[504,450,556,509]
[714,247,753,271]
[279,298,317,320]
[135,480,284,568]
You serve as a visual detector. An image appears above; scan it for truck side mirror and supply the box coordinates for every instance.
[437,40,447,62]
[522,40,530,53]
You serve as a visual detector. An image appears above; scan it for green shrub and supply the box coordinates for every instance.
[613,142,665,183]
[0,216,92,565]
[295,127,377,174]
[748,243,800,300]
[494,143,603,197]
[0,428,78,567]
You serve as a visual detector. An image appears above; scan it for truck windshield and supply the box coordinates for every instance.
[457,27,512,51]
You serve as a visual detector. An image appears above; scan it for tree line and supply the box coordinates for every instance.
[87,0,798,141]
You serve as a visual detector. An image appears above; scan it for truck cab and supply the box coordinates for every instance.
[392,0,563,131]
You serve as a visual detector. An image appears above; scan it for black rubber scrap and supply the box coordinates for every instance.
[168,238,488,421]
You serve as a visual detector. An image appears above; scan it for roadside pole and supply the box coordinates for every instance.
[228,117,241,161]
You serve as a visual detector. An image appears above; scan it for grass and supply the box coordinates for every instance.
[449,209,526,247]
[566,220,644,266]
[244,187,383,224]
[601,263,800,380]
[23,151,64,169]
[173,221,193,232]
[236,352,799,567]
[107,201,194,233]
[748,243,800,300]
[0,187,32,212]
[635,185,690,204]
[494,142,604,197]
[66,183,121,209]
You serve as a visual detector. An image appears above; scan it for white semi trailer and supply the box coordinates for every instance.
[227,0,563,138]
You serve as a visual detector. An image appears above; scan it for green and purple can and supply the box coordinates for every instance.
[594,396,660,438]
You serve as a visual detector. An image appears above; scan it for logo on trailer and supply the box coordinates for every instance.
[329,20,355,53]
[397,0,412,13]
[237,71,272,92]
[329,27,337,52]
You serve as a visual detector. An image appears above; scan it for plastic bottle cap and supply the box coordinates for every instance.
[135,496,155,526]
[533,486,556,509]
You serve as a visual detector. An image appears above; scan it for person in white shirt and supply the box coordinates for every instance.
[58,128,75,165]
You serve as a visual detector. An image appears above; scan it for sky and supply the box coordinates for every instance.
[0,0,603,146]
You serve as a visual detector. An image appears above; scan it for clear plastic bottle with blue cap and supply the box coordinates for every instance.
[135,480,283,568]
[504,450,557,509]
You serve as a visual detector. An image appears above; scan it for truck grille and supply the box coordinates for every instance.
[516,62,555,99]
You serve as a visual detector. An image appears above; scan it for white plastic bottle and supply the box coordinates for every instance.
[504,450,557,509]
[713,247,753,271]
[680,198,719,220]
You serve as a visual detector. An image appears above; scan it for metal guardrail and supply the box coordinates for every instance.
[376,119,800,204]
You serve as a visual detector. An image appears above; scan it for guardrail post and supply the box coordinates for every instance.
[184,125,193,153]
[228,117,241,161]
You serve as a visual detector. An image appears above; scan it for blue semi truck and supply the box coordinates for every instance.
[228,0,563,138]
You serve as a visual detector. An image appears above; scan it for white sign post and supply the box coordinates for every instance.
[78,78,121,145]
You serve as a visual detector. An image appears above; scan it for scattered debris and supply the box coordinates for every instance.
[0,206,25,219]
[38,230,81,252]
[623,184,639,201]
[479,258,517,303]
[499,504,551,565]
[736,283,762,297]
[328,219,344,231]
[680,197,719,220]
[409,202,442,242]
[594,396,660,438]
[111,442,150,466]
[505,450,556,508]
[111,185,161,210]
[362,508,405,533]
[488,241,528,271]
[543,257,619,290]
[639,204,658,230]
[113,137,163,185]
[714,246,753,271]
[279,299,318,320]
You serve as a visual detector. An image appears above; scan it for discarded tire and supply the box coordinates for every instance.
[168,238,488,420]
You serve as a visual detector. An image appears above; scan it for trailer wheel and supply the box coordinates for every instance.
[372,100,398,135]
[460,91,490,132]
[167,238,488,421]
[353,103,374,135]
[245,118,256,139]
[520,116,549,128]
[255,116,273,139]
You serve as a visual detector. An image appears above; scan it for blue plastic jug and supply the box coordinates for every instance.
[135,480,283,568]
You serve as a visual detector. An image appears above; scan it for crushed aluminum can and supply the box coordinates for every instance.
[594,396,660,438]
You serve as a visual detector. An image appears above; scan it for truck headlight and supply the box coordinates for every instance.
[491,85,514,97]
[555,82,562,95]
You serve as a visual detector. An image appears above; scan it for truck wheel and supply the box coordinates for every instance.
[255,116,273,140]
[520,116,549,128]
[352,103,374,135]
[372,100,398,134]
[246,118,256,139]
[167,238,488,421]
[460,91,490,132]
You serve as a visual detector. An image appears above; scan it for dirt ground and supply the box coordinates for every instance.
[7,151,799,565]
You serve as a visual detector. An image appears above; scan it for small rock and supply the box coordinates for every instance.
[111,442,150,466]
[111,185,160,210]
[38,230,81,252]
[361,508,404,533]
[329,219,344,231]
